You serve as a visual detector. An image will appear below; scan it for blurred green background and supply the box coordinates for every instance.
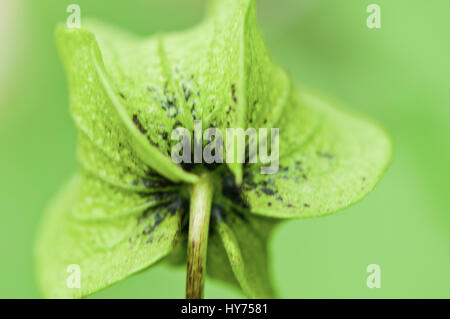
[1,0,449,298]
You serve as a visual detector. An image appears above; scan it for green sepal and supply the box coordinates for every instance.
[35,173,184,298]
[242,89,392,218]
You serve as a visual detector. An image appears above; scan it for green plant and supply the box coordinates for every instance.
[35,0,391,299]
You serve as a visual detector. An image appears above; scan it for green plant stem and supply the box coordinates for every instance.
[186,172,215,299]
